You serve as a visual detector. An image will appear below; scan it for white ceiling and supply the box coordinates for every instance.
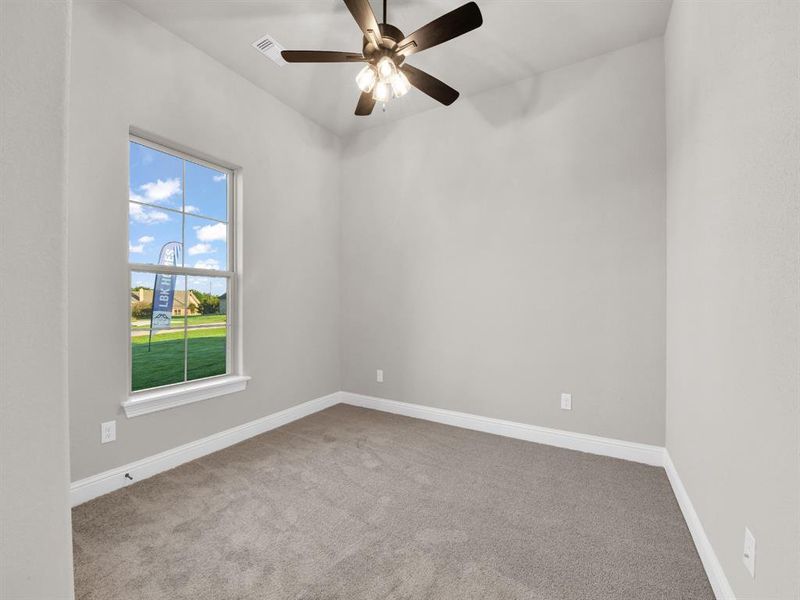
[122,0,672,137]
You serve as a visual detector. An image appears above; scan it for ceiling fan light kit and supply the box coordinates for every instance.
[357,58,410,102]
[281,0,483,116]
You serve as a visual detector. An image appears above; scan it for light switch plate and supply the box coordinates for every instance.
[560,393,572,410]
[743,527,756,578]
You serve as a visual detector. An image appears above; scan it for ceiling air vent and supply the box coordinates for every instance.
[252,34,287,66]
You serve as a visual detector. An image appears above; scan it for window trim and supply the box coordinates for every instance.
[125,133,246,417]
[122,374,251,418]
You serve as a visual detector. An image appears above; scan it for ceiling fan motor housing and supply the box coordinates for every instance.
[363,23,406,64]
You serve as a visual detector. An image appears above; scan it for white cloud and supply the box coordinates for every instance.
[194,258,221,270]
[139,178,181,203]
[188,243,215,256]
[196,222,226,242]
[213,174,226,182]
[185,205,200,214]
[188,276,210,288]
[129,202,169,224]
[138,235,155,244]
[129,242,144,254]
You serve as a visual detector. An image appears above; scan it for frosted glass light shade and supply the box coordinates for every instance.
[390,71,410,97]
[356,65,377,93]
[377,57,397,80]
[373,80,392,102]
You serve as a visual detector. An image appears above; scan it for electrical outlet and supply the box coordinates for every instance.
[376,369,384,383]
[101,420,116,444]
[560,393,572,410]
[743,527,756,578]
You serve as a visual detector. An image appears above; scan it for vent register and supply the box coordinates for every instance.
[252,34,287,65]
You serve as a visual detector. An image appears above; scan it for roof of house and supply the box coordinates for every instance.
[131,288,200,309]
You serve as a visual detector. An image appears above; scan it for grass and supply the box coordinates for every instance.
[131,314,226,330]
[131,327,226,391]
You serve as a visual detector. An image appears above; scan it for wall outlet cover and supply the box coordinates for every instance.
[101,420,116,444]
[376,369,384,383]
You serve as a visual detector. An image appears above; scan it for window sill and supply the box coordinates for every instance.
[122,375,251,418]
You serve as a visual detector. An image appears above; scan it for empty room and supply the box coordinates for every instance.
[1,0,798,599]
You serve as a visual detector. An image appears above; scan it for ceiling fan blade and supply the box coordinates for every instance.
[355,91,376,116]
[281,50,365,63]
[397,2,483,57]
[343,0,382,44]
[401,64,459,106]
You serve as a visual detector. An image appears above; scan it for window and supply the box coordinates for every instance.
[125,135,246,416]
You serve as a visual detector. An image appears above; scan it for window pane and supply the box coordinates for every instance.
[128,207,183,265]
[185,160,227,222]
[129,140,184,265]
[129,141,183,210]
[187,327,227,382]
[131,272,188,327]
[185,215,227,271]
[187,276,228,326]
[131,271,154,328]
[131,328,186,391]
[186,276,228,382]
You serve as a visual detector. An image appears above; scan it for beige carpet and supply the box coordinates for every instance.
[73,404,712,599]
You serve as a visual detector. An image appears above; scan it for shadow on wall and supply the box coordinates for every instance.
[466,76,542,127]
[343,50,607,146]
[341,41,613,162]
[465,52,607,128]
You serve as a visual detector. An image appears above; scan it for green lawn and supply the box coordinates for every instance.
[131,327,226,391]
[131,314,227,330]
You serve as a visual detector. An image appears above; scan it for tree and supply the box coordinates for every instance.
[131,301,152,319]
[199,296,220,315]
[190,289,221,315]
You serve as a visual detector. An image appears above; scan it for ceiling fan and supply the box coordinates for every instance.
[281,0,483,116]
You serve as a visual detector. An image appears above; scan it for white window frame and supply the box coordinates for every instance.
[123,133,248,418]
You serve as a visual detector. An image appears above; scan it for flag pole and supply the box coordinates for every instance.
[147,273,157,352]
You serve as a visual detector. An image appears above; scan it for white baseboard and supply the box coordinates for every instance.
[72,391,664,507]
[70,391,341,507]
[339,392,666,467]
[664,451,736,600]
[341,393,735,598]
[71,389,731,600]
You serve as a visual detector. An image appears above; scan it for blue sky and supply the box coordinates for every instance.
[129,141,228,295]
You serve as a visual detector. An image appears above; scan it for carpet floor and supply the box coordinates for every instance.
[73,404,713,599]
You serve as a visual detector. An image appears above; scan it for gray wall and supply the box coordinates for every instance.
[61,7,800,598]
[0,1,75,597]
[341,39,667,446]
[665,1,800,598]
[68,2,341,481]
